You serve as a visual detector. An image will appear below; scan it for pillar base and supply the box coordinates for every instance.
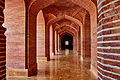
[7,68,28,77]
[55,50,58,54]
[37,57,47,62]
[80,55,84,61]
[90,64,98,78]
[7,61,37,78]
[28,63,37,76]
[80,55,91,61]
[7,68,34,80]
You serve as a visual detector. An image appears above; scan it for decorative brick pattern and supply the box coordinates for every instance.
[0,0,6,79]
[97,0,120,79]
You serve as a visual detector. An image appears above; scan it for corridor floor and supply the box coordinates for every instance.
[7,51,97,80]
[33,52,97,80]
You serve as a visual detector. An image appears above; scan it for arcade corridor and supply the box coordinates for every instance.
[0,0,120,80]
[7,51,97,80]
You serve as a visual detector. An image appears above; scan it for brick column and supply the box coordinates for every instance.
[58,34,60,51]
[75,36,78,52]
[59,34,61,51]
[81,14,91,59]
[73,36,75,51]
[81,22,85,59]
[78,26,81,54]
[0,0,6,79]
[73,36,77,53]
[97,0,120,79]
[56,31,58,52]
[26,10,37,76]
[45,26,50,61]
[52,27,55,55]
[84,14,91,57]
[55,31,57,53]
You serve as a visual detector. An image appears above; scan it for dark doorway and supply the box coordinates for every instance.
[61,34,73,50]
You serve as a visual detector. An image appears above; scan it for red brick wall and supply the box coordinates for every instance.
[97,0,120,79]
[37,10,45,57]
[5,0,25,69]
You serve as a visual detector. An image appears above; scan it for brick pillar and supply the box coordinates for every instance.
[78,26,81,54]
[45,26,50,61]
[56,31,58,53]
[73,36,76,51]
[26,10,37,76]
[52,28,55,55]
[55,31,57,53]
[58,34,60,51]
[59,34,61,51]
[81,23,86,59]
[75,36,77,52]
[97,0,120,79]
[84,14,91,57]
[81,14,91,59]
[0,0,6,79]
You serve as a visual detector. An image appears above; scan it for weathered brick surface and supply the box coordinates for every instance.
[97,0,120,79]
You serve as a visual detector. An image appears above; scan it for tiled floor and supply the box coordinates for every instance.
[7,51,97,80]
[34,51,97,80]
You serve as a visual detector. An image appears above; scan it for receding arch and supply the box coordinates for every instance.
[47,15,82,28]
[25,0,97,76]
[59,30,75,37]
[55,25,78,33]
[45,15,81,61]
[60,31,74,36]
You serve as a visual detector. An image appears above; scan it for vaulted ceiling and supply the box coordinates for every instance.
[42,1,89,35]
[24,0,96,36]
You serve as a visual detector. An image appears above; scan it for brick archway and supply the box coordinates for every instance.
[58,26,78,51]
[1,0,120,79]
[28,0,96,15]
[24,0,97,76]
[45,15,81,60]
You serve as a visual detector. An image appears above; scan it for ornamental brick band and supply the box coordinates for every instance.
[97,0,120,80]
